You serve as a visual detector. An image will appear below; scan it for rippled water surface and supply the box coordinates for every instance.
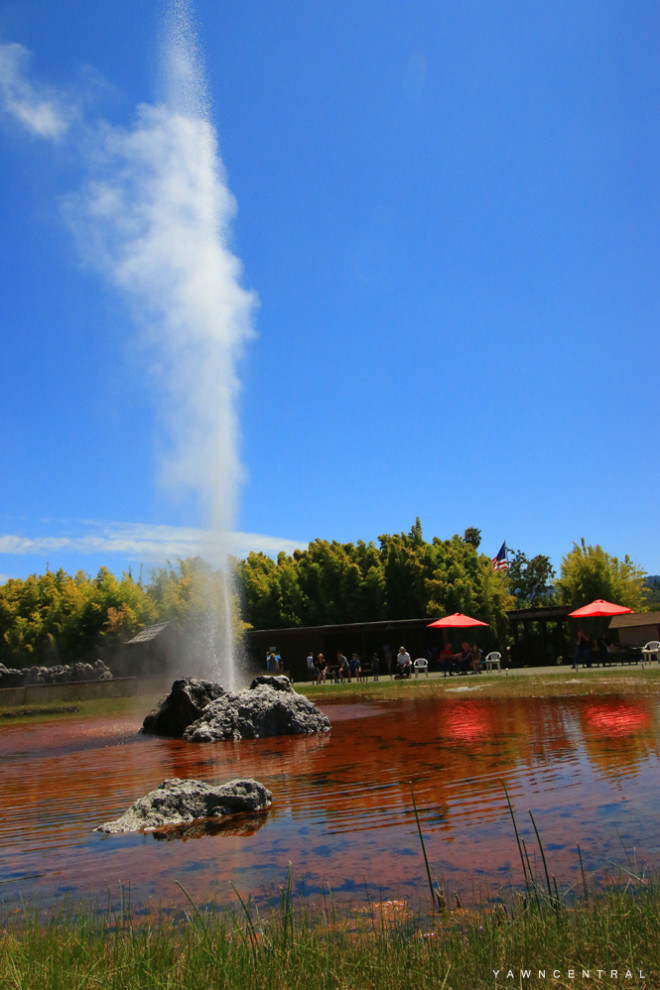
[2,692,660,913]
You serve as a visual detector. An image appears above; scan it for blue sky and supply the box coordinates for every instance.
[0,0,658,585]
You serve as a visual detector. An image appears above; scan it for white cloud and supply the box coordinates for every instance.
[0,41,74,139]
[0,521,306,566]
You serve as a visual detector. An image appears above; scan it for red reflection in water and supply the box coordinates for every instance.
[443,700,494,741]
[1,693,659,914]
[584,700,650,736]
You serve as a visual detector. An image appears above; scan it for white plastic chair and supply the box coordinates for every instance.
[483,651,501,671]
[413,657,429,677]
[642,641,660,662]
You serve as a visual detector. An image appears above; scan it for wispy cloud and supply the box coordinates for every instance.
[0,520,306,566]
[0,41,75,139]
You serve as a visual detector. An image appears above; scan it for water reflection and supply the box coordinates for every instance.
[0,693,659,912]
[150,811,270,842]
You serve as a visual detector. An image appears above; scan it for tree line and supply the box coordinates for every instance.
[0,520,650,668]
[0,558,241,669]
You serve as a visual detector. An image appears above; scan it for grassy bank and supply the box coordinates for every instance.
[302,665,660,703]
[2,876,659,990]
[4,666,660,723]
[0,692,161,724]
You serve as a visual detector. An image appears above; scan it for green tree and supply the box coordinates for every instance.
[644,576,660,606]
[507,550,556,607]
[233,553,282,629]
[379,521,427,619]
[233,519,513,632]
[555,539,648,612]
[462,527,482,549]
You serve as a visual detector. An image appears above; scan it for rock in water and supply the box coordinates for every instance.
[184,681,331,742]
[249,674,295,692]
[141,675,331,741]
[97,777,272,834]
[141,678,226,737]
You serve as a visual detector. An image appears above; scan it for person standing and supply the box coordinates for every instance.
[266,651,279,673]
[337,653,350,681]
[306,650,317,680]
[372,652,381,681]
[572,630,591,668]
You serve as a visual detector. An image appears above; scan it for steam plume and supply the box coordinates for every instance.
[2,4,256,687]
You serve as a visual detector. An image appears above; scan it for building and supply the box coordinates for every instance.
[244,616,499,679]
[505,606,573,666]
[120,622,186,677]
[608,611,660,646]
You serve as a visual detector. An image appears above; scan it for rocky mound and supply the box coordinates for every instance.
[142,675,331,742]
[96,777,272,834]
[0,659,112,688]
[141,678,226,737]
[185,680,331,742]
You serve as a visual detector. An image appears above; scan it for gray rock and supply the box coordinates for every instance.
[249,674,295,693]
[184,682,331,742]
[0,660,113,688]
[141,678,226,738]
[96,777,272,834]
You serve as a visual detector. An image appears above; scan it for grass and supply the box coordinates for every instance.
[0,691,164,724]
[4,664,660,724]
[302,664,660,703]
[2,870,660,989]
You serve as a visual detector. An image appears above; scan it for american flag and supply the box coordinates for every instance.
[492,542,508,571]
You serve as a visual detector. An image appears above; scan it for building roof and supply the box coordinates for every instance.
[506,606,573,622]
[245,616,437,638]
[125,622,174,645]
[609,611,660,629]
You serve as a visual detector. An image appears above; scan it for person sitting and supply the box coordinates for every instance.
[395,645,412,678]
[315,653,327,683]
[470,643,483,673]
[456,642,473,674]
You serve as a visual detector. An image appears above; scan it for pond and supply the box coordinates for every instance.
[1,690,659,915]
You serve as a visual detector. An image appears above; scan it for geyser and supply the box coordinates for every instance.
[70,1,257,689]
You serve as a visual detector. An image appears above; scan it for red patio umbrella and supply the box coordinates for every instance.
[567,599,634,618]
[427,613,489,628]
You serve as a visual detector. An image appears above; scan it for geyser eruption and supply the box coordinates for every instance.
[71,1,256,689]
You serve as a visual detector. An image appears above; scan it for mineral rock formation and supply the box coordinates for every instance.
[141,678,226,738]
[141,675,331,742]
[184,679,331,742]
[0,659,112,688]
[248,674,295,693]
[96,777,272,834]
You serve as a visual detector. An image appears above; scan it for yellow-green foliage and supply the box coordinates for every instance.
[556,538,648,612]
[236,518,514,630]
